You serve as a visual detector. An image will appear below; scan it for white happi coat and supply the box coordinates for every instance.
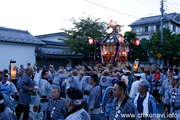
[39,78,51,111]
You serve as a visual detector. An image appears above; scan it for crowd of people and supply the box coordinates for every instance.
[0,62,180,120]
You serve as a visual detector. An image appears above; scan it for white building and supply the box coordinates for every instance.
[129,12,180,41]
[35,32,84,69]
[0,27,45,71]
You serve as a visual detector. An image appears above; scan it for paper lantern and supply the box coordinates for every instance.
[118,36,124,43]
[10,60,16,79]
[102,51,108,56]
[110,20,114,28]
[89,38,94,45]
[102,51,105,56]
[135,39,140,46]
[134,58,139,71]
[122,51,127,57]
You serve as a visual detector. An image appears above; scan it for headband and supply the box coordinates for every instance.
[173,75,179,80]
[66,95,82,105]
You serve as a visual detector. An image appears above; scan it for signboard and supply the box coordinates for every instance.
[156,53,162,59]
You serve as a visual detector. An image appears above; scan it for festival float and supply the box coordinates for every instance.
[97,20,133,69]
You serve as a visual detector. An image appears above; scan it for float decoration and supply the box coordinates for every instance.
[97,20,132,67]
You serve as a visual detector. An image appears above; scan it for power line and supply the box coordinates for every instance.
[134,0,159,7]
[164,3,177,12]
[166,1,180,7]
[165,1,180,12]
[142,0,159,5]
[84,0,139,19]
[150,0,160,2]
[171,0,180,5]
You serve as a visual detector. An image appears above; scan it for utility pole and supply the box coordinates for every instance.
[160,0,164,45]
[160,0,165,65]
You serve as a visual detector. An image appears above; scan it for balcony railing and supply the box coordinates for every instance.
[136,31,155,36]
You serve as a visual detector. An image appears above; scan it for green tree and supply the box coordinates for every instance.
[124,31,148,61]
[124,31,136,43]
[140,38,149,61]
[146,28,180,61]
[63,17,108,56]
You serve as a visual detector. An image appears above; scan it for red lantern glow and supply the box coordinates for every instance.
[89,38,94,45]
[134,59,139,71]
[102,51,105,56]
[135,39,140,46]
[122,51,127,57]
[110,20,114,28]
[118,36,124,43]
[101,51,108,56]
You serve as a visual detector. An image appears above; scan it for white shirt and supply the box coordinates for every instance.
[33,70,42,86]
[140,73,146,81]
[130,81,141,98]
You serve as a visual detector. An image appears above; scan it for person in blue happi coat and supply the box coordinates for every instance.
[102,78,120,120]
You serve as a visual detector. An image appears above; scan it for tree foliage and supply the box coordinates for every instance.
[124,31,136,43]
[63,17,108,55]
[146,28,180,59]
[124,31,148,61]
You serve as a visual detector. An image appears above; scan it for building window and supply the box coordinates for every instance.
[132,28,136,32]
[148,26,151,32]
[136,28,140,33]
[140,27,142,32]
[153,26,156,31]
[145,26,148,32]
[55,58,59,61]
[163,24,166,28]
[156,25,159,32]
[48,58,53,60]
[36,57,41,60]
[173,25,176,32]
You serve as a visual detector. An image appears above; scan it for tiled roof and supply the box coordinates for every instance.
[35,32,67,38]
[41,40,65,46]
[0,27,45,45]
[36,46,83,56]
[129,13,178,26]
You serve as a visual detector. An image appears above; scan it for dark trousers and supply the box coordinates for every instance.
[153,90,160,102]
[15,104,30,120]
[60,87,66,98]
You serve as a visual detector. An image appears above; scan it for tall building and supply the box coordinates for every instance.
[129,12,180,41]
[129,13,180,65]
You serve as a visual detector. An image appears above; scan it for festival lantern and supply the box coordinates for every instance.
[134,58,139,71]
[110,20,114,28]
[135,39,140,46]
[101,51,105,56]
[10,60,16,79]
[118,36,124,43]
[122,51,127,57]
[89,38,94,45]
